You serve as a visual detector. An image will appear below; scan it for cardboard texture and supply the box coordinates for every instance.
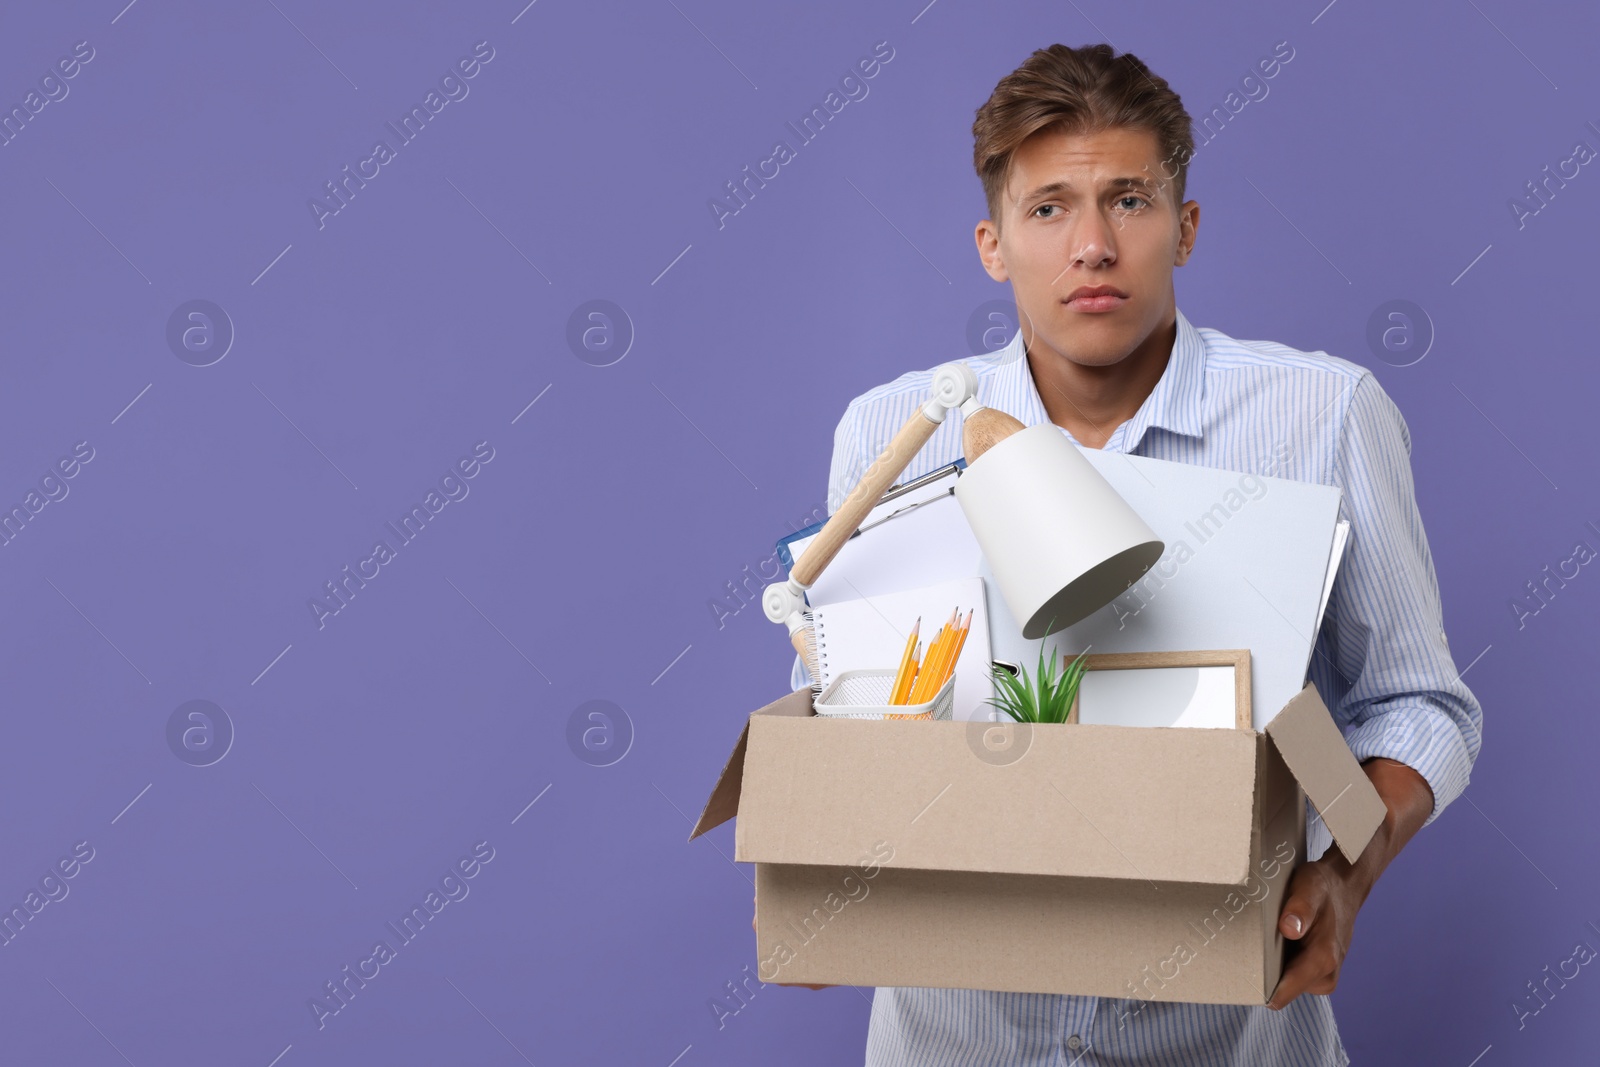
[691,680,1386,1005]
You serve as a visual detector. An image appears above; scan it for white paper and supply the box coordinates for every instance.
[1310,519,1350,661]
[785,468,984,607]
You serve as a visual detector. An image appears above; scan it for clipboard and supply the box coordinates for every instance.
[776,460,966,570]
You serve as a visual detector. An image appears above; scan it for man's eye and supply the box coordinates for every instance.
[1117,196,1150,211]
[1034,204,1060,218]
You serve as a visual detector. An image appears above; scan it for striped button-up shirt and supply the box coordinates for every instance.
[787,306,1483,1066]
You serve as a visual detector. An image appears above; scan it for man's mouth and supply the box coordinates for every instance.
[1064,285,1128,313]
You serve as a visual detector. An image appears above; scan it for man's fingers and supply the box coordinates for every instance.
[1267,939,1333,1010]
[1268,864,1339,1010]
[1278,864,1328,941]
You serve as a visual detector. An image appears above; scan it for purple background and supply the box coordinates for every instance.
[0,0,1593,1063]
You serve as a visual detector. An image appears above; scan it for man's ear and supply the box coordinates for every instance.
[975,219,1008,282]
[1173,200,1200,267]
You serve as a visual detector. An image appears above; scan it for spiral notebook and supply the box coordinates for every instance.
[807,575,993,721]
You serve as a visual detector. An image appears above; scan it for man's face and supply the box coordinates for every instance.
[975,125,1198,368]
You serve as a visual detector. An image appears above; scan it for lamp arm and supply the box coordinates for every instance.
[763,363,979,674]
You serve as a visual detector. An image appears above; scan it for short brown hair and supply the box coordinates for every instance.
[972,43,1195,226]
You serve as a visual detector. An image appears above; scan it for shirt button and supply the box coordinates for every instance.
[1067,1034,1084,1051]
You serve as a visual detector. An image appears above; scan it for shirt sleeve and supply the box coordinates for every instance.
[1319,371,1483,829]
[789,399,869,691]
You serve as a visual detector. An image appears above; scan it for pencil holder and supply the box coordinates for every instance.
[813,669,956,721]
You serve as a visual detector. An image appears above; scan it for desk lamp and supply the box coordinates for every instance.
[763,362,1165,677]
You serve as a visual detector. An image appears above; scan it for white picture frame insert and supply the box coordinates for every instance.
[1066,649,1252,731]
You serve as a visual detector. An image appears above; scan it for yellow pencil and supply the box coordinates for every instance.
[927,609,970,701]
[909,609,958,705]
[922,609,966,700]
[904,634,936,706]
[888,619,921,705]
[906,626,945,705]
[897,642,922,704]
[941,611,972,688]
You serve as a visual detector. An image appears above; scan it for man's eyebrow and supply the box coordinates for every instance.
[1017,176,1159,202]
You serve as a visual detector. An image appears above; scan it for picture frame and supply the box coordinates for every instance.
[1063,649,1252,731]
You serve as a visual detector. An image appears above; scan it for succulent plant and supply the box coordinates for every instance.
[984,644,1089,725]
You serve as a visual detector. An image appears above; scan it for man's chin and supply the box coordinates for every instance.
[1031,325,1138,369]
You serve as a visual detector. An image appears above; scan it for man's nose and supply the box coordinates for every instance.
[1067,210,1118,270]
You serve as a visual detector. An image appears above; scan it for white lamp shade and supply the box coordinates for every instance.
[955,423,1165,639]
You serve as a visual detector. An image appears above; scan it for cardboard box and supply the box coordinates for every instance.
[690,679,1387,1004]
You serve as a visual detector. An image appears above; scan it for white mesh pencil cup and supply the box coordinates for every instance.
[813,669,955,721]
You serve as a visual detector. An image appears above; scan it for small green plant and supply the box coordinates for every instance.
[984,644,1090,725]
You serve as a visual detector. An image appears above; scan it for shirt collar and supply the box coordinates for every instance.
[982,306,1207,453]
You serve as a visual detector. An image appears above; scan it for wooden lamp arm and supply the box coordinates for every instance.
[762,363,987,670]
[792,406,943,588]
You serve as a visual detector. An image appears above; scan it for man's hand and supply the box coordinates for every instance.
[1267,756,1435,1011]
[754,888,833,990]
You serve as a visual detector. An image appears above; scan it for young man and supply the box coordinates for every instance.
[784,43,1482,1065]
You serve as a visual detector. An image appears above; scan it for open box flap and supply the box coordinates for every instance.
[735,712,1261,886]
[1263,682,1387,863]
[688,688,813,842]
